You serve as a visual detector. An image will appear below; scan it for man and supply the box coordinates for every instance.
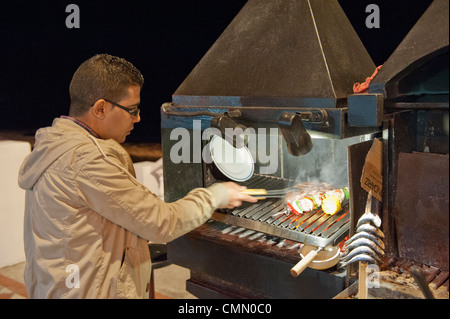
[18,54,257,298]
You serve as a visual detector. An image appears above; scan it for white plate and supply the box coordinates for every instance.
[209,135,254,182]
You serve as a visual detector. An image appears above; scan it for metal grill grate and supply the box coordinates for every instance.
[211,175,350,247]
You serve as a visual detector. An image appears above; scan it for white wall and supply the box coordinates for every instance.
[133,158,164,200]
[0,141,31,267]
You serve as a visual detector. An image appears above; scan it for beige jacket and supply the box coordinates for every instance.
[18,118,228,299]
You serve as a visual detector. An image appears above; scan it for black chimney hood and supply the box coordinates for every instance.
[369,0,449,104]
[172,0,375,108]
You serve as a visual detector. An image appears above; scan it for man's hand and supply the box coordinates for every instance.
[221,182,258,209]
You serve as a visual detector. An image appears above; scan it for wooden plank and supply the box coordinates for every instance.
[430,271,449,290]
[422,265,440,283]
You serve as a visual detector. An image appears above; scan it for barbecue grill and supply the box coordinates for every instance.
[161,0,449,298]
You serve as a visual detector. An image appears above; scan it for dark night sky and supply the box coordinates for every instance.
[0,0,433,143]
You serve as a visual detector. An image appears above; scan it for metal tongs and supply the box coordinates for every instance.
[241,187,297,199]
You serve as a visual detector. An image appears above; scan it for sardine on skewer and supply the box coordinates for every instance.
[355,192,381,227]
[345,231,385,250]
[346,237,385,256]
[341,191,385,270]
[356,223,385,239]
[342,246,382,264]
[340,253,377,268]
[356,212,382,228]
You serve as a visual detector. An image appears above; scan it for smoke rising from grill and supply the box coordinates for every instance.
[289,137,364,189]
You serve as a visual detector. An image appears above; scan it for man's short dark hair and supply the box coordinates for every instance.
[69,54,144,116]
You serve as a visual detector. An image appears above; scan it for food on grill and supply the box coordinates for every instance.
[322,187,350,215]
[288,193,325,215]
[321,195,341,215]
[285,184,349,216]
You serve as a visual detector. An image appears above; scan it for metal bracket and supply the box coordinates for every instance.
[279,112,313,156]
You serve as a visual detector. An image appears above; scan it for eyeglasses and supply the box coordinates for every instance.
[104,99,140,117]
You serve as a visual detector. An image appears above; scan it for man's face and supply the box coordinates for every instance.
[103,85,141,143]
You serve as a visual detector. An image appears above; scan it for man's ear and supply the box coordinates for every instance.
[91,99,107,119]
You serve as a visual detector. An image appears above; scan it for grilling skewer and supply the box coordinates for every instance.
[288,187,348,215]
[359,262,369,299]
[243,187,350,216]
[340,191,385,299]
[341,192,384,267]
